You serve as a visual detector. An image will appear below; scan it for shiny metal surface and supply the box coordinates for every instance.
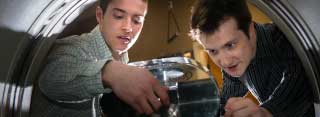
[129,57,211,89]
[0,0,97,116]
[102,57,220,117]
[130,57,220,117]
[250,0,320,103]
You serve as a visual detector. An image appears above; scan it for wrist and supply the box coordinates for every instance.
[101,60,114,88]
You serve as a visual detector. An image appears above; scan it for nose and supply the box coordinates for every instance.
[122,18,133,33]
[218,53,233,67]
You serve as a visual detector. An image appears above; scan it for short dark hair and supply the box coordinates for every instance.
[99,0,111,14]
[99,0,148,14]
[190,0,252,40]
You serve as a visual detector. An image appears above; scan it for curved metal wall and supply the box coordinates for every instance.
[0,0,97,116]
[0,0,319,116]
[250,0,320,103]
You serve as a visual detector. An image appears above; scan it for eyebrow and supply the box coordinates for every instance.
[205,48,216,52]
[112,8,126,14]
[112,8,145,17]
[225,38,237,45]
[204,38,238,51]
[204,46,216,51]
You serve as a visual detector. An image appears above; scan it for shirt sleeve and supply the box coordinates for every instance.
[38,42,113,103]
[220,72,248,115]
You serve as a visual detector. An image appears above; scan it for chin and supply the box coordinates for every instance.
[228,71,244,78]
[115,48,129,54]
[230,74,241,78]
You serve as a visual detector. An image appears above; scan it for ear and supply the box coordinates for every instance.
[96,6,103,25]
[249,22,256,40]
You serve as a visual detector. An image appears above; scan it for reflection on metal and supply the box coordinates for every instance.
[101,57,220,117]
[129,57,209,88]
[130,57,220,116]
[0,0,97,117]
[250,0,320,102]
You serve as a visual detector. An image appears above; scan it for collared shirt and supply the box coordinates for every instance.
[30,26,128,117]
[220,23,314,116]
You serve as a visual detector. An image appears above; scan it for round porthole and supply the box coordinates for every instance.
[1,0,319,116]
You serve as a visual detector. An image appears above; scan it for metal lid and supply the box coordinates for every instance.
[129,57,220,117]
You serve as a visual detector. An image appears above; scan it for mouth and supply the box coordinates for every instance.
[117,35,131,44]
[224,64,238,73]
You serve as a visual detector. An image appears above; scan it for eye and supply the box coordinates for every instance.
[207,49,218,56]
[133,16,144,25]
[113,13,124,19]
[226,42,236,50]
[112,10,125,19]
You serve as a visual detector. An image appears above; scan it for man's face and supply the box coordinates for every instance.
[199,18,256,77]
[96,0,147,54]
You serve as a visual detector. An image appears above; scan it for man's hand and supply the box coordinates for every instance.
[224,97,272,117]
[101,60,170,115]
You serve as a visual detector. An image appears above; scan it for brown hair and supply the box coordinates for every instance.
[99,0,148,14]
[190,0,251,41]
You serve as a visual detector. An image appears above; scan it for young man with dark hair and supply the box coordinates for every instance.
[31,0,169,116]
[190,0,314,116]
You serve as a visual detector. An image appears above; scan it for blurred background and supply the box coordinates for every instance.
[59,0,272,89]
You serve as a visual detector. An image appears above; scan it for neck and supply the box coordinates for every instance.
[112,50,123,60]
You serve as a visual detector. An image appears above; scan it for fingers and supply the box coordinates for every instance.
[139,96,154,114]
[131,102,143,114]
[231,106,259,117]
[133,79,167,114]
[224,97,244,111]
[147,90,162,110]
[224,97,259,117]
[228,98,257,111]
[131,91,155,115]
[136,86,167,115]
[141,75,170,114]
[153,81,170,106]
[144,77,170,113]
[120,68,170,115]
[224,97,244,117]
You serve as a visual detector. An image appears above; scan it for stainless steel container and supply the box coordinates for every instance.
[101,57,220,117]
